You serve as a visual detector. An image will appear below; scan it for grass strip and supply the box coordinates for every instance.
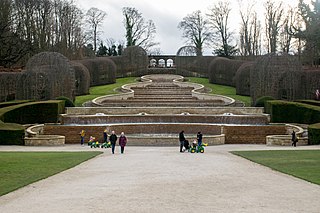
[232,150,320,185]
[188,77,251,106]
[75,77,137,106]
[0,151,102,196]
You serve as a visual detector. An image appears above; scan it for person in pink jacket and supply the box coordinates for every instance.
[119,132,127,154]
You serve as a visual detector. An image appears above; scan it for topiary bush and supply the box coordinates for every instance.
[308,123,320,145]
[0,100,65,124]
[265,100,320,124]
[0,122,25,145]
[254,96,275,108]
[56,96,75,107]
[208,57,246,87]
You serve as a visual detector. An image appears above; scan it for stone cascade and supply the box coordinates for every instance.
[41,74,306,146]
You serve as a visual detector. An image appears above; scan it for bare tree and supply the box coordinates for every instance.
[207,0,237,57]
[238,0,261,56]
[122,7,159,52]
[178,10,212,56]
[265,0,284,53]
[86,7,107,53]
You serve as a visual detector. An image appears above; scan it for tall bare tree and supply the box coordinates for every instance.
[207,0,237,57]
[122,7,158,52]
[264,0,284,53]
[238,0,261,56]
[178,10,212,56]
[86,7,106,53]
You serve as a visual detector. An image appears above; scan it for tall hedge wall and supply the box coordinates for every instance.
[0,100,65,124]
[176,56,216,77]
[265,100,320,124]
[0,122,25,145]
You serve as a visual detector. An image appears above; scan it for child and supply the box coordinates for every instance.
[79,130,85,146]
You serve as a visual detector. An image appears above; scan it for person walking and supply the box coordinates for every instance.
[109,131,118,154]
[119,132,127,154]
[291,130,297,147]
[179,131,186,152]
[79,130,85,146]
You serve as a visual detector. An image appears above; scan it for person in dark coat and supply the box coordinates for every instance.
[119,132,127,154]
[109,130,118,154]
[179,131,186,152]
[197,131,203,147]
[291,130,297,147]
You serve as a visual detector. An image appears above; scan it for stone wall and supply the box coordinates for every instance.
[44,123,286,145]
[222,125,287,144]
[24,135,65,146]
[43,124,222,144]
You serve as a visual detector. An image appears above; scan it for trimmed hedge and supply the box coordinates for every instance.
[0,100,65,124]
[0,122,25,145]
[296,100,320,107]
[265,100,320,124]
[56,96,75,107]
[255,96,275,108]
[308,123,320,145]
[0,100,33,109]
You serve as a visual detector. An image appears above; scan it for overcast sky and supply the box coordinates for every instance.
[76,0,309,55]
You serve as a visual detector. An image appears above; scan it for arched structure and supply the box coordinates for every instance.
[78,57,116,86]
[16,52,75,101]
[235,62,254,96]
[71,62,90,96]
[251,53,302,104]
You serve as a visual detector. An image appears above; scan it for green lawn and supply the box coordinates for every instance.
[188,77,252,106]
[232,150,320,185]
[0,151,102,196]
[75,77,137,106]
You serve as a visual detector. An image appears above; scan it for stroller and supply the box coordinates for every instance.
[182,140,190,152]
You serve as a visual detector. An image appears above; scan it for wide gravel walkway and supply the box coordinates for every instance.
[0,144,320,213]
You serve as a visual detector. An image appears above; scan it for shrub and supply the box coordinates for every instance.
[265,100,320,124]
[56,96,75,107]
[308,123,320,145]
[0,122,25,145]
[254,96,275,108]
[0,100,65,124]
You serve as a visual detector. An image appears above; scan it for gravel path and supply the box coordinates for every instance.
[0,145,320,213]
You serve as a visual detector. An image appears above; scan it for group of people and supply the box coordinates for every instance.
[179,130,203,152]
[80,129,127,154]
